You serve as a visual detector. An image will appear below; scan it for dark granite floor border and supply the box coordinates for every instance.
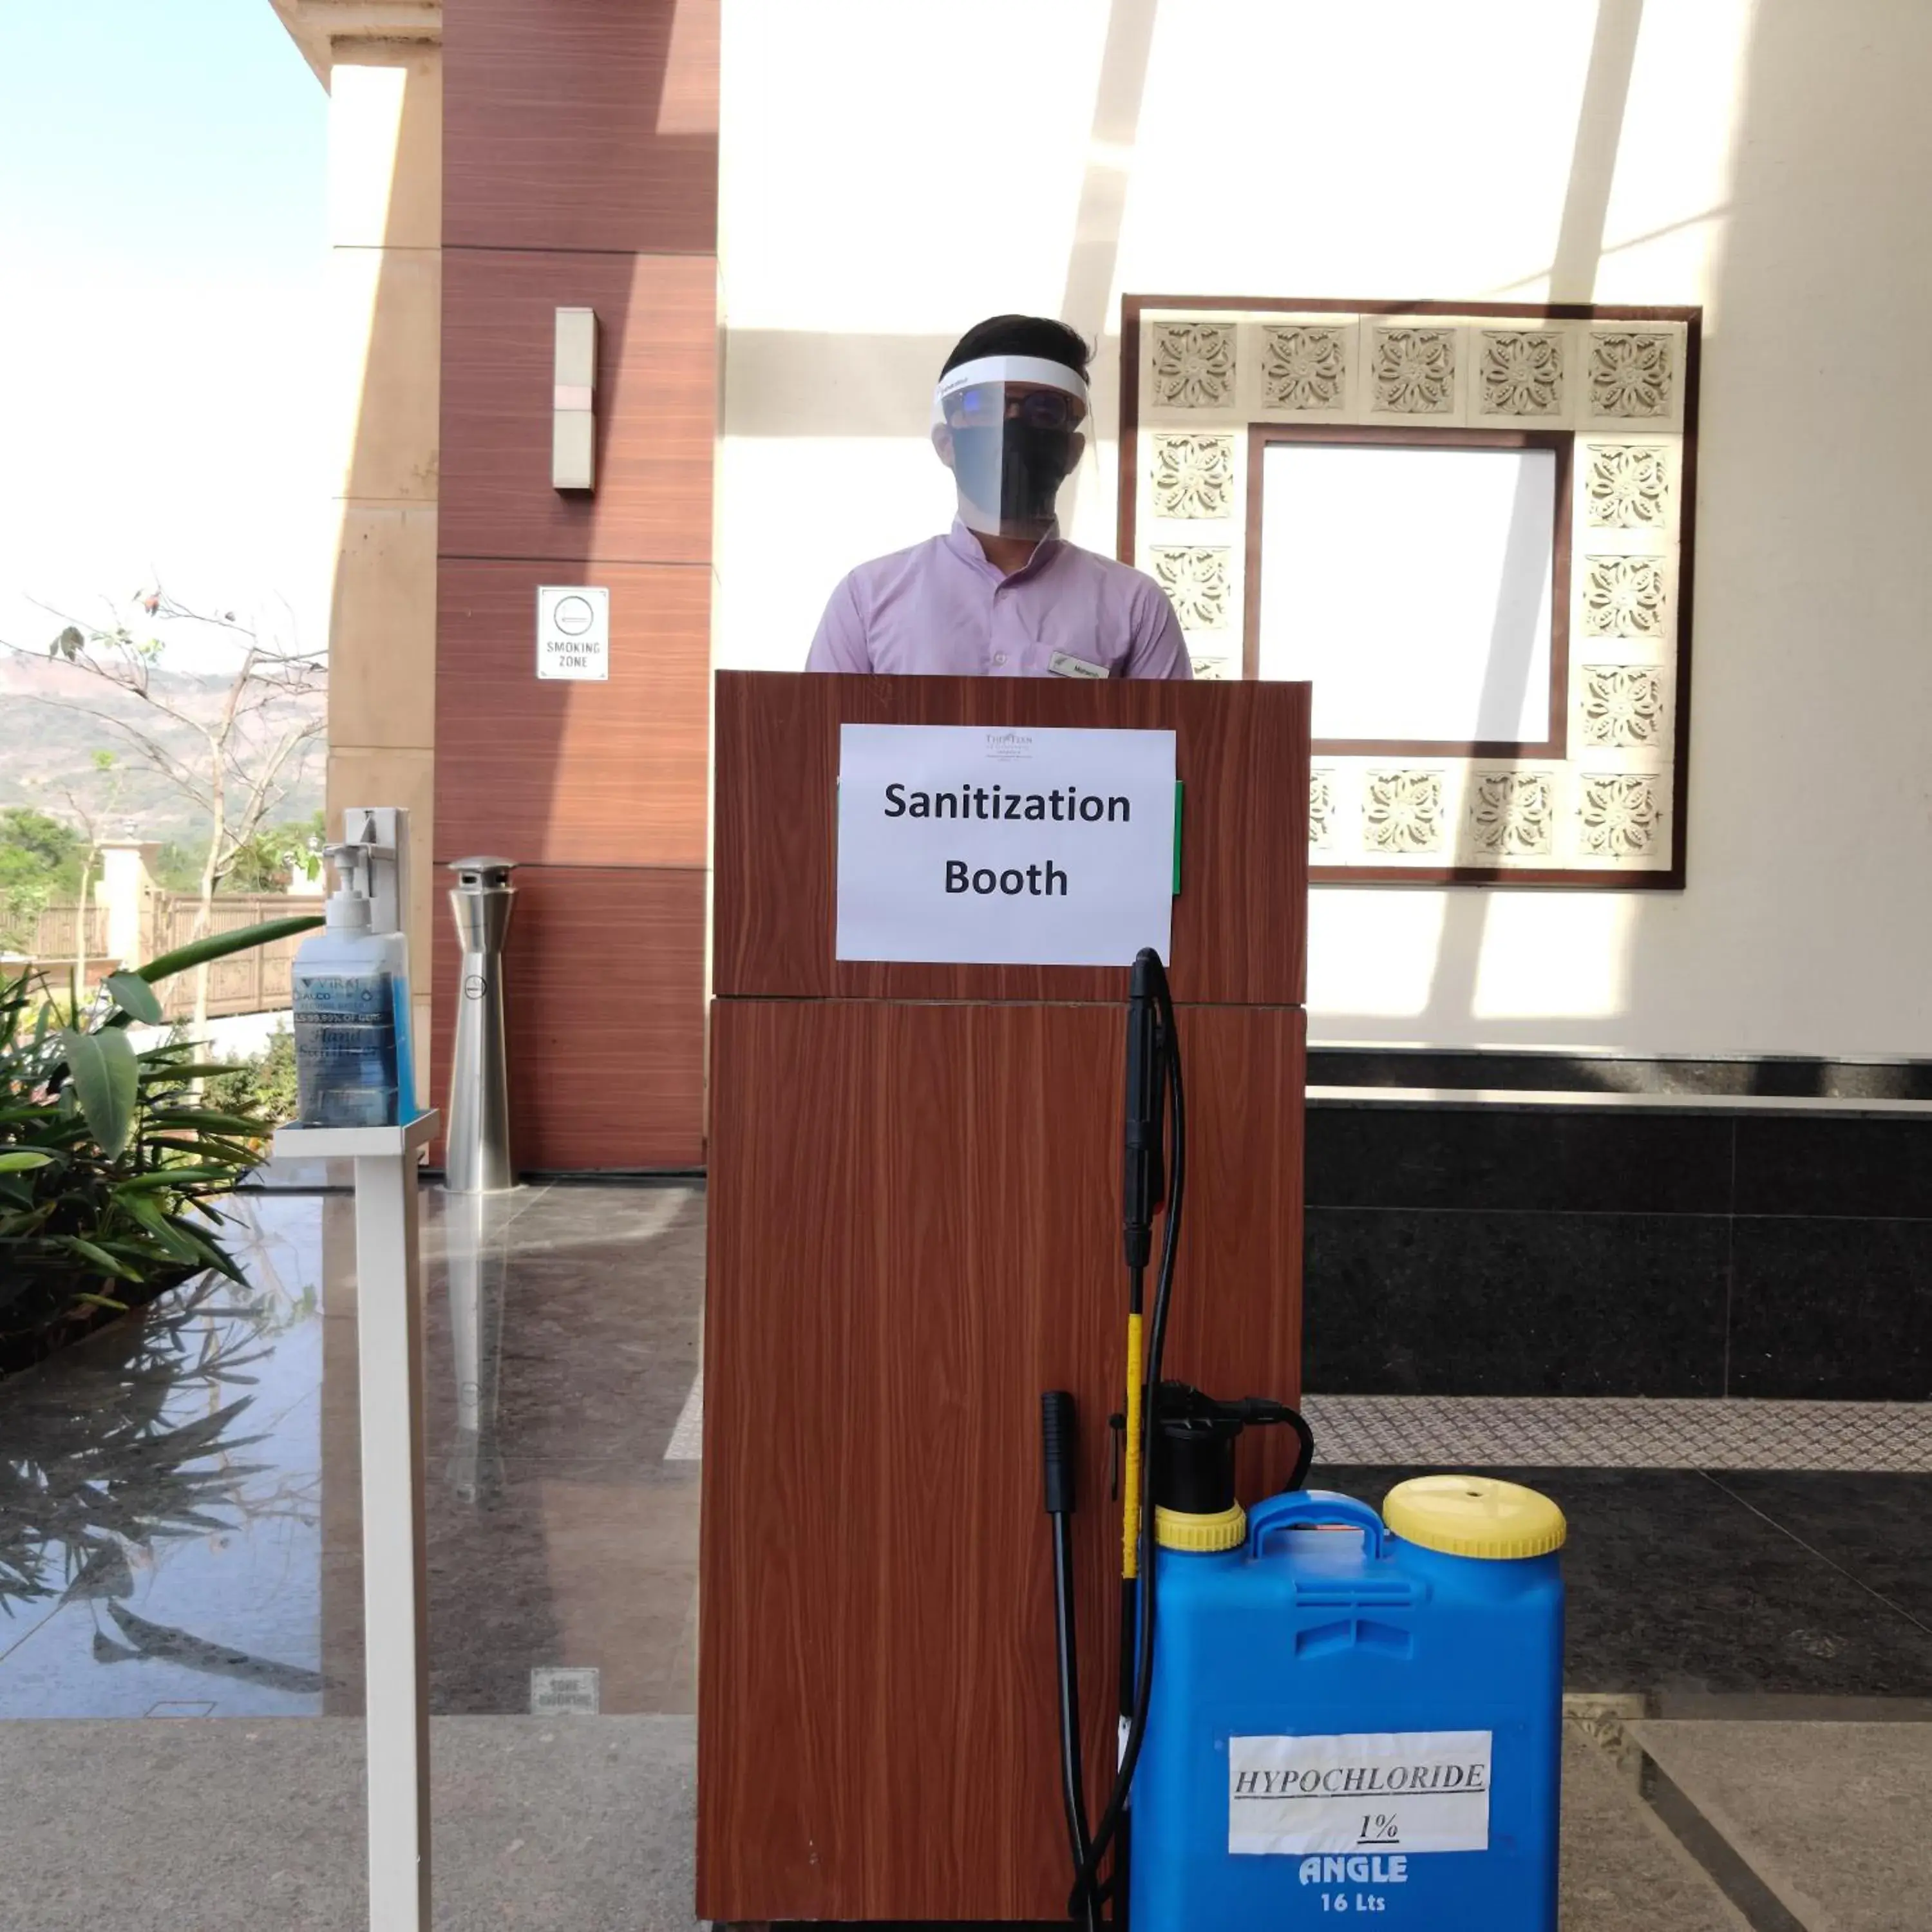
[1311,1046,1932,1102]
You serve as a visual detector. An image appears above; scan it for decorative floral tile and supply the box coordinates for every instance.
[1150,323,1235,408]
[1582,554,1666,638]
[1150,546,1232,631]
[1262,325,1349,410]
[1588,331,1674,419]
[1309,768,1336,849]
[1370,327,1457,414]
[1479,330,1564,417]
[1467,770,1555,855]
[1150,433,1235,518]
[1578,772,1660,857]
[1363,769,1444,851]
[1580,665,1665,746]
[1584,442,1670,527]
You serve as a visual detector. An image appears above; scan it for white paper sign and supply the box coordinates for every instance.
[1229,1730,1493,1856]
[536,585,609,681]
[529,1666,600,1716]
[836,723,1175,967]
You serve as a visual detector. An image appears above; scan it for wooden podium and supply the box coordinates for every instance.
[698,672,1309,1924]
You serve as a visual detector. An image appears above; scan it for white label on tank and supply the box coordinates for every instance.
[1228,1730,1492,1856]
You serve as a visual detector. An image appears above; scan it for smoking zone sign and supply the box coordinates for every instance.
[536,585,609,681]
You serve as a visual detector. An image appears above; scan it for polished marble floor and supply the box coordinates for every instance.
[0,1184,704,1724]
[3,1181,1929,1928]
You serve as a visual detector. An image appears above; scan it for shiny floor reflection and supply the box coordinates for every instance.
[0,1182,704,1722]
[9,1178,1927,1726]
[0,1200,328,1718]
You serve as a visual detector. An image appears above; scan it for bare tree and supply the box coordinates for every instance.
[3,587,325,1034]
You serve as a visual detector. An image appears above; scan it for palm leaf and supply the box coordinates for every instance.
[57,1028,138,1159]
[102,971,164,1025]
[136,915,323,987]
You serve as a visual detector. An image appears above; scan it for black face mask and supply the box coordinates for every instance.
[950,423,1079,532]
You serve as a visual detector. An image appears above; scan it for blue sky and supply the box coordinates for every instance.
[0,1,329,667]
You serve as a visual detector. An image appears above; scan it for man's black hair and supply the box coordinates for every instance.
[941,314,1091,379]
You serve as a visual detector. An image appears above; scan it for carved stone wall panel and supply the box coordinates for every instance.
[1150,433,1236,518]
[1260,323,1353,414]
[1581,554,1669,641]
[1582,324,1687,431]
[1309,768,1337,851]
[1584,440,1672,530]
[1148,322,1237,413]
[1124,298,1696,884]
[1578,772,1662,859]
[1472,328,1570,424]
[1363,323,1464,422]
[1150,545,1232,633]
[1363,769,1445,853]
[1579,665,1665,748]
[1466,770,1557,857]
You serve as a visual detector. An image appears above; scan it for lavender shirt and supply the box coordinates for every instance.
[805,520,1193,679]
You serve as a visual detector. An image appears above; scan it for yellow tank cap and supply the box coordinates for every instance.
[1383,1475,1567,1560]
[1154,1501,1247,1553]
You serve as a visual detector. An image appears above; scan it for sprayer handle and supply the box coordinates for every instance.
[1040,1390,1079,1516]
[1247,1489,1388,1559]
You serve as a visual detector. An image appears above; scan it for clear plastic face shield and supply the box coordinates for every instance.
[931,354,1091,540]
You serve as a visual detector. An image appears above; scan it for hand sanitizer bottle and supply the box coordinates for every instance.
[292,849,409,1129]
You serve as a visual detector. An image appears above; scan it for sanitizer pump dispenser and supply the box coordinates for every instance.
[291,811,417,1130]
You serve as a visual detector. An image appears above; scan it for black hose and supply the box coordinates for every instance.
[1067,954,1184,1909]
[1050,1513,1100,1931]
[1041,1390,1099,1929]
[1284,1404,1315,1492]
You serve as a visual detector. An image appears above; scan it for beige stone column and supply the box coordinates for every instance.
[96,839,160,967]
[287,10,442,1103]
[272,7,443,1725]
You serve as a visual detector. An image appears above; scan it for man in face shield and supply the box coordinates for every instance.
[805,315,1193,679]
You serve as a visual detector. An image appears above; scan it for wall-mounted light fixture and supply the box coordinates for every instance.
[552,307,598,491]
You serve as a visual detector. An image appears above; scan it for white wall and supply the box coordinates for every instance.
[716,0,1932,1060]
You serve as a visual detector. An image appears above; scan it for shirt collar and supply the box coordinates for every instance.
[944,516,1065,584]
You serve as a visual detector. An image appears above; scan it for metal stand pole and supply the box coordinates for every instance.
[276,1111,439,1932]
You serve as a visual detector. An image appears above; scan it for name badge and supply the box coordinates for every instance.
[1048,650,1108,681]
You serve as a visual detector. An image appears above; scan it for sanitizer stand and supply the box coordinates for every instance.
[274,1108,440,1932]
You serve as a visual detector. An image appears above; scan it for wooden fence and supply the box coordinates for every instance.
[23,894,308,1021]
[24,901,109,963]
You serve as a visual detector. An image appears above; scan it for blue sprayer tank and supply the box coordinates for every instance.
[1129,1477,1566,1932]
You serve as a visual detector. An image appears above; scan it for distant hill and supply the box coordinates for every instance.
[0,652,325,849]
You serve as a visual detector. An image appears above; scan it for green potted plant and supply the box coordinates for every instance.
[0,913,322,1368]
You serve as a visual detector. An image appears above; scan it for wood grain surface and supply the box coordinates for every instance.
[439,248,717,567]
[696,996,1305,1921]
[428,864,705,1171]
[435,559,710,868]
[712,672,1311,1005]
[444,0,717,255]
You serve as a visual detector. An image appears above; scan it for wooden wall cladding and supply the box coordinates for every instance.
[697,996,1305,1921]
[435,560,710,868]
[429,864,706,1171]
[439,248,717,567]
[713,671,1311,1005]
[444,0,718,255]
